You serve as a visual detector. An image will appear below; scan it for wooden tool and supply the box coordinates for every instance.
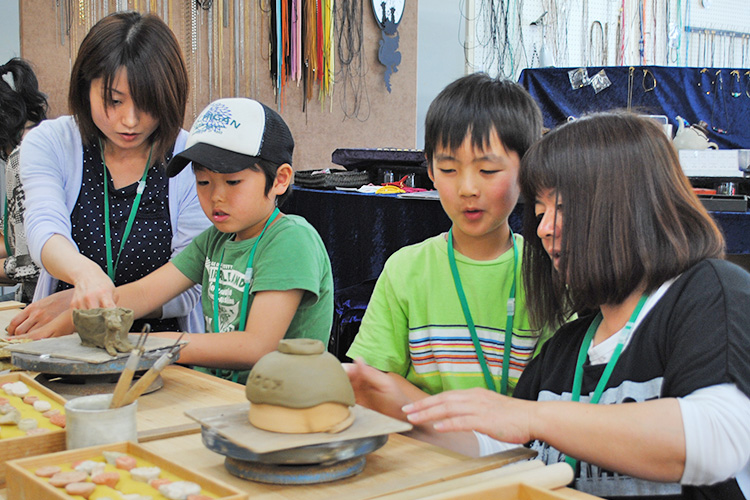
[118,333,186,408]
[109,325,150,409]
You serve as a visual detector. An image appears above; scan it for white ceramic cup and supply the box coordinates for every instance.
[64,394,137,449]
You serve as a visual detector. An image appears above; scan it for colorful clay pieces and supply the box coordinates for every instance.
[0,381,65,438]
[33,451,213,500]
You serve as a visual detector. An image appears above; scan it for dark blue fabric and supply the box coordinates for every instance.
[712,211,750,254]
[285,187,750,292]
[518,66,750,149]
[284,187,524,291]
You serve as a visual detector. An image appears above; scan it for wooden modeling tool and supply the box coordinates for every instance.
[110,325,150,409]
[118,333,186,408]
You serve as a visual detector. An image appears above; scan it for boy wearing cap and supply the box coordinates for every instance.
[33,98,333,384]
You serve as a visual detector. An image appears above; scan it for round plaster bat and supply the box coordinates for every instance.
[159,480,201,499]
[17,418,38,431]
[130,466,161,483]
[0,406,21,425]
[245,339,356,434]
[33,400,51,412]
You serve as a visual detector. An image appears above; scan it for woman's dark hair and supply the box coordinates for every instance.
[520,111,725,329]
[0,58,48,161]
[68,11,188,164]
[424,73,542,168]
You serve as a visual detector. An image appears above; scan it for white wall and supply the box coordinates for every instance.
[0,0,21,64]
[416,1,466,149]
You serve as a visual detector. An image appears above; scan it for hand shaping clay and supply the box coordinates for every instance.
[73,308,135,356]
[245,339,356,434]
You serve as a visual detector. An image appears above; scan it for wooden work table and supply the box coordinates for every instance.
[0,365,600,500]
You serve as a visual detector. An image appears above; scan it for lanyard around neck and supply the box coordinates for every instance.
[564,294,649,470]
[99,139,153,282]
[213,207,280,333]
[447,227,518,395]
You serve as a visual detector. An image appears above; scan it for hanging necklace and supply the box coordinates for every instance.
[99,138,153,282]
[447,228,518,396]
[564,294,648,470]
[212,207,280,333]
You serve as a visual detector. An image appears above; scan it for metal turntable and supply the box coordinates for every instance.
[7,335,184,398]
[186,403,412,485]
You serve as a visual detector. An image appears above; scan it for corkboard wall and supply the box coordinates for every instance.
[19,0,418,171]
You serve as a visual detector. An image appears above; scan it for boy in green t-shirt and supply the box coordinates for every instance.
[30,98,333,384]
[346,73,547,422]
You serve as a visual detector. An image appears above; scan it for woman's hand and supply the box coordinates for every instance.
[10,310,75,339]
[7,289,74,336]
[38,235,117,310]
[70,267,117,310]
[402,388,535,445]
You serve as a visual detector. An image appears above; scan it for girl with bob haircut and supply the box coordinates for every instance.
[402,112,750,499]
[10,11,210,337]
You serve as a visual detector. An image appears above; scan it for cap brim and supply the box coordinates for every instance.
[166,143,261,177]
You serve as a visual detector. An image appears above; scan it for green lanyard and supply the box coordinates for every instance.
[564,294,649,470]
[99,139,153,282]
[212,207,280,333]
[447,228,518,395]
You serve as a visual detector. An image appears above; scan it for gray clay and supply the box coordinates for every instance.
[73,308,135,357]
[246,339,355,409]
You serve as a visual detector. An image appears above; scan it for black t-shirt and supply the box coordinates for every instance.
[515,259,750,500]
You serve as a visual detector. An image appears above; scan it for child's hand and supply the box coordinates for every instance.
[343,358,413,421]
[402,388,534,444]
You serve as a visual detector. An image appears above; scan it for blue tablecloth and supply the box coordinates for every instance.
[285,187,750,291]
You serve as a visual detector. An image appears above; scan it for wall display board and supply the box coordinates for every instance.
[463,0,750,80]
[19,0,418,170]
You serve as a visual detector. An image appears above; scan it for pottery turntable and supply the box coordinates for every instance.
[185,338,412,485]
[6,334,184,398]
[187,403,411,485]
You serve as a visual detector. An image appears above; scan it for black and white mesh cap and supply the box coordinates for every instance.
[166,98,294,177]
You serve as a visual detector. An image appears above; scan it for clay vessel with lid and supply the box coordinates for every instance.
[245,338,355,433]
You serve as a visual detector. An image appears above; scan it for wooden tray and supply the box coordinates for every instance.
[6,440,247,500]
[373,462,578,500]
[434,483,587,500]
[0,372,67,485]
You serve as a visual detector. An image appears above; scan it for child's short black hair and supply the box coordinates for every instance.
[424,73,542,168]
[193,159,292,208]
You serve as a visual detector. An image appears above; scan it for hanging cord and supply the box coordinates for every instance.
[335,0,370,121]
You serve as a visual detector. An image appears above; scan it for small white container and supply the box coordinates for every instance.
[64,394,137,449]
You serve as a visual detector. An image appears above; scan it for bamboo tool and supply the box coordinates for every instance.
[109,325,151,409]
[116,333,187,408]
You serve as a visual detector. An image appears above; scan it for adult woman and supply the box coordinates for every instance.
[10,11,209,336]
[0,57,48,302]
[400,112,750,499]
